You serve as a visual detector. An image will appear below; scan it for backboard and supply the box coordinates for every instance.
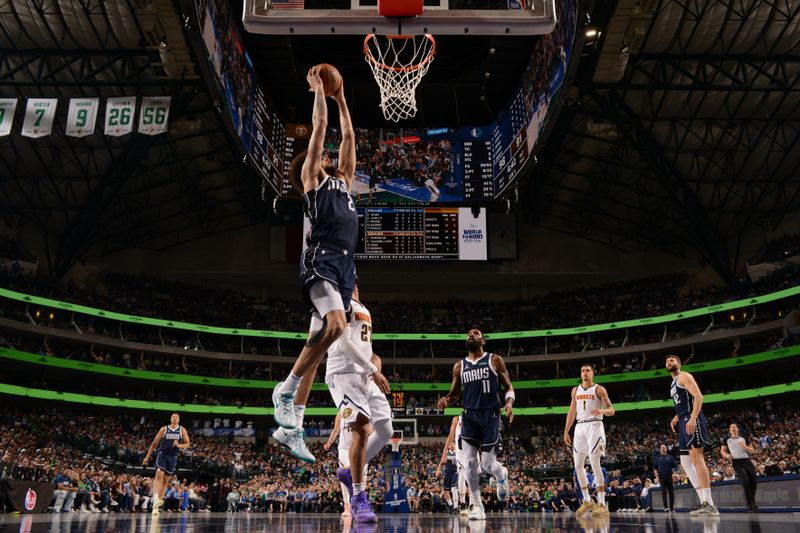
[242,0,557,36]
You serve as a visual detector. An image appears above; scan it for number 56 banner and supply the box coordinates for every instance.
[104,96,136,137]
[138,96,170,135]
[65,98,99,138]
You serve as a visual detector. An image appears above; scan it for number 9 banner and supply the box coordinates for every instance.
[104,96,137,137]
[138,96,171,136]
[65,98,99,138]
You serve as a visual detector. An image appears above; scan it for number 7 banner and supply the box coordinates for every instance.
[21,98,57,138]
[104,96,136,137]
[138,96,171,135]
[65,98,99,138]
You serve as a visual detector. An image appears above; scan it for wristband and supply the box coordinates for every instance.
[505,391,516,404]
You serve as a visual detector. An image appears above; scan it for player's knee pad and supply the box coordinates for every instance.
[306,316,328,347]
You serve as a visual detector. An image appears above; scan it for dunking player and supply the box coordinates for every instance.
[325,284,393,523]
[666,354,719,515]
[563,364,615,517]
[272,66,375,458]
[142,413,190,516]
[437,328,514,520]
[437,415,469,515]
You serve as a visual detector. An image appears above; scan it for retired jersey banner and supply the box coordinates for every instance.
[104,96,136,137]
[0,99,17,136]
[138,96,171,135]
[21,98,57,138]
[65,98,99,137]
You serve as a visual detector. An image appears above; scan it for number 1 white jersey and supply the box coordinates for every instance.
[575,384,603,422]
[322,299,373,377]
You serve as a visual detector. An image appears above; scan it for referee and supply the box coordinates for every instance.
[653,444,677,511]
[720,423,759,512]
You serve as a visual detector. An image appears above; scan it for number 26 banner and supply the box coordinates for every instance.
[104,96,136,137]
[65,98,99,138]
[138,96,170,135]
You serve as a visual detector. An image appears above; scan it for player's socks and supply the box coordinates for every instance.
[279,374,302,395]
[352,482,365,497]
[293,405,306,429]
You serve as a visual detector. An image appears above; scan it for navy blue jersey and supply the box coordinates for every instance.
[304,176,358,254]
[461,353,500,411]
[158,425,183,457]
[670,375,695,418]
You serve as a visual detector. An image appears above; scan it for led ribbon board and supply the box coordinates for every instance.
[1,285,797,340]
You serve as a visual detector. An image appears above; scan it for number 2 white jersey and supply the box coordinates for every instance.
[575,384,604,422]
[323,299,373,377]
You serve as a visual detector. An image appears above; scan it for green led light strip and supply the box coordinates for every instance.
[0,381,796,416]
[2,345,798,391]
[1,285,797,341]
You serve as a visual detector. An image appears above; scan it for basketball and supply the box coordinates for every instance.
[317,63,342,96]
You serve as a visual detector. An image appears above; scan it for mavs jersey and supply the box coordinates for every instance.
[158,425,183,457]
[575,384,603,422]
[445,449,457,473]
[324,299,373,377]
[670,375,695,418]
[304,175,358,254]
[461,353,500,411]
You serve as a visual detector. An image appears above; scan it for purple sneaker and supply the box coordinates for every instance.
[337,467,354,494]
[350,492,377,523]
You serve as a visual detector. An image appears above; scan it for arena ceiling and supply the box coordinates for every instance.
[0,0,798,285]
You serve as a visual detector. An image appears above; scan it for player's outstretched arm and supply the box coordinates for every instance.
[143,427,166,465]
[437,361,462,409]
[492,354,515,424]
[332,86,355,188]
[594,385,615,417]
[302,66,328,192]
[563,387,577,448]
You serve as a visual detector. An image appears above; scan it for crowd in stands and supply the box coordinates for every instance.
[752,232,800,264]
[2,400,798,514]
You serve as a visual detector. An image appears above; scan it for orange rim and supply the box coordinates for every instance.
[364,33,436,73]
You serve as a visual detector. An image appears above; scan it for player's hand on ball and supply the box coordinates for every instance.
[307,66,323,92]
[504,404,514,425]
[563,433,571,448]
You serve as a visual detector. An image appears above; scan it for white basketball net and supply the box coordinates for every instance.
[364,34,436,122]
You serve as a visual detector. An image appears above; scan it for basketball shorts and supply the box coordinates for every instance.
[155,452,177,475]
[573,420,606,456]
[443,468,458,490]
[677,413,709,453]
[459,409,500,452]
[327,373,392,429]
[300,244,356,315]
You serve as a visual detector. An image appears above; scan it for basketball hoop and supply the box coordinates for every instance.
[364,33,436,122]
[389,435,402,452]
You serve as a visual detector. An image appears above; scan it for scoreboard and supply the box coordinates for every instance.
[355,206,486,260]
[247,84,285,195]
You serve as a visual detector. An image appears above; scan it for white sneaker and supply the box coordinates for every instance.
[468,504,486,521]
[496,467,509,502]
[273,427,316,463]
[272,384,297,429]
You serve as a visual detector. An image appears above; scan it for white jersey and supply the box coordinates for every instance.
[455,416,462,441]
[323,299,373,377]
[575,384,604,422]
